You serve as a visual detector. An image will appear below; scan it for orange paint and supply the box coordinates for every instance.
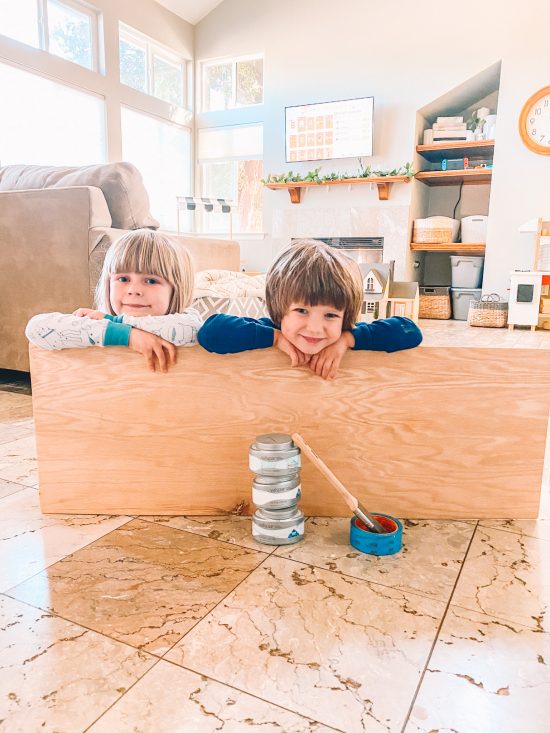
[356,515,397,534]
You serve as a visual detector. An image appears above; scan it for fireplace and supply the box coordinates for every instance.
[292,237,384,265]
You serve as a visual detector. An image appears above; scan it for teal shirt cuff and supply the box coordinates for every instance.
[104,320,131,346]
[103,314,124,323]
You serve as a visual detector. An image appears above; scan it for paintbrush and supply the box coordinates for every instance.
[291,432,388,534]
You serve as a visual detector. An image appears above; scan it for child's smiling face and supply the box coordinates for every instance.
[280,301,345,354]
[109,272,173,316]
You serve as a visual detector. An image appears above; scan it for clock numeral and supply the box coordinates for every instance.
[545,99,550,107]
[530,118,535,124]
[540,135,546,143]
[532,129,537,136]
[535,107,542,115]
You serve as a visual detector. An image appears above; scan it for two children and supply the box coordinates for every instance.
[26,230,200,372]
[198,239,422,379]
[26,234,422,378]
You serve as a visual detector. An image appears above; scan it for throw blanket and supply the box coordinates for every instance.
[194,270,266,299]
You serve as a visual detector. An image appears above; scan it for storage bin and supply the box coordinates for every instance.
[461,215,488,243]
[413,216,460,244]
[467,294,508,328]
[451,287,482,320]
[450,255,484,288]
[419,286,451,319]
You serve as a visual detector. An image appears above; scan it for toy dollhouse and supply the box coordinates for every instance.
[358,261,419,323]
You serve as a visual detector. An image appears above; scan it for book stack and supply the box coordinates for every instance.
[423,117,474,145]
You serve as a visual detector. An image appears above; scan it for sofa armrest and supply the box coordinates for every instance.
[0,186,111,371]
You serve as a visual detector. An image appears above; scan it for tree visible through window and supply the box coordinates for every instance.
[202,55,263,112]
[47,0,93,69]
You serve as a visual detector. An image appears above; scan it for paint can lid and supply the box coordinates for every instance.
[255,506,304,520]
[253,433,294,452]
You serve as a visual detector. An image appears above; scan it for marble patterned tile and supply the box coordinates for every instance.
[0,435,38,487]
[0,393,33,421]
[0,488,131,592]
[0,477,26,499]
[140,514,275,551]
[88,660,337,733]
[275,518,475,603]
[0,418,34,445]
[451,525,550,632]
[405,605,550,733]
[166,556,445,733]
[8,518,268,656]
[480,518,550,542]
[0,593,155,733]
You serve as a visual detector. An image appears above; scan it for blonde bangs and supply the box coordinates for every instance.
[95,229,194,315]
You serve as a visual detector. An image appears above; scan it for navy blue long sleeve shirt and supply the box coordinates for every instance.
[198,314,422,354]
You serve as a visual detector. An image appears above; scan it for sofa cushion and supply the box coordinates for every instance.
[0,162,159,230]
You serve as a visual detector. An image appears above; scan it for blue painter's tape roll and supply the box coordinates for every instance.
[350,514,403,556]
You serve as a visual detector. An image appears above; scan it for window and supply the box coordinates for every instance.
[0,0,99,71]
[0,60,106,165]
[366,276,374,292]
[197,125,263,234]
[121,107,191,231]
[201,55,263,112]
[119,23,186,108]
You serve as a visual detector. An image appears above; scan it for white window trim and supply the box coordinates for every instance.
[200,53,263,113]
[119,22,188,109]
[36,0,99,72]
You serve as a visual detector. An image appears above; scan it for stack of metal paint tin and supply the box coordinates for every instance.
[249,433,304,545]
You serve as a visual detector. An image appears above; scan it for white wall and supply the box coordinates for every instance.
[196,0,550,292]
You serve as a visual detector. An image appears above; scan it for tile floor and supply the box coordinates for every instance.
[1,349,550,732]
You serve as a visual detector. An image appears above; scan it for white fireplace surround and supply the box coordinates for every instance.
[271,204,410,279]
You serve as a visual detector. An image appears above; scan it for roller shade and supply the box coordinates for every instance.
[198,124,263,161]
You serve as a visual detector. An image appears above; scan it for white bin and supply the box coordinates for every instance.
[461,215,488,243]
[450,255,484,288]
[451,287,482,320]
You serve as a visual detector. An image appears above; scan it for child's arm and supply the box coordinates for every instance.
[197,313,277,353]
[351,316,423,352]
[309,317,422,380]
[25,312,130,350]
[117,308,202,347]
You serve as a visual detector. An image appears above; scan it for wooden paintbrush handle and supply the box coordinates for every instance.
[292,432,358,511]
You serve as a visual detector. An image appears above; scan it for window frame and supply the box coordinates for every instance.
[119,22,188,109]
[200,53,264,113]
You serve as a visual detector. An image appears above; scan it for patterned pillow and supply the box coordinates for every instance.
[192,296,268,321]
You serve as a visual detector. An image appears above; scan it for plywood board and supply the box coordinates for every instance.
[29,345,550,518]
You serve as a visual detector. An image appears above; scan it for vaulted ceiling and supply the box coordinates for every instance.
[154,0,225,25]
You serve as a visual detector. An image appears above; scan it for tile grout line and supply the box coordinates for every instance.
[398,519,480,733]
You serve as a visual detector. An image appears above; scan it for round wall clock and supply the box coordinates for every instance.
[519,85,550,154]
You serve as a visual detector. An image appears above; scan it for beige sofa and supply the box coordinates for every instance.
[0,163,240,371]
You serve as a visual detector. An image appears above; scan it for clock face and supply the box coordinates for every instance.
[519,86,550,154]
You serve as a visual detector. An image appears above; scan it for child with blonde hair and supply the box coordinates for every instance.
[198,239,422,379]
[26,229,200,372]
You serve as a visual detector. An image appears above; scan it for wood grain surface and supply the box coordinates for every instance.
[29,344,550,518]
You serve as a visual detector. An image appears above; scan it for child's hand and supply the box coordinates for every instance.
[73,308,105,320]
[273,331,310,368]
[309,332,354,380]
[129,328,177,373]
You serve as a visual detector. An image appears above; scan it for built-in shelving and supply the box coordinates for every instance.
[264,175,411,203]
[416,140,495,162]
[410,242,486,252]
[415,168,492,186]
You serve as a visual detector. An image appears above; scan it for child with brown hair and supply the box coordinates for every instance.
[26,229,200,372]
[198,239,422,379]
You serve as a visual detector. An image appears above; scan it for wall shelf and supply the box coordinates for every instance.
[415,168,492,186]
[416,140,495,162]
[410,242,486,252]
[264,175,411,203]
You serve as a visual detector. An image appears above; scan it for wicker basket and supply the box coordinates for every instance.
[467,293,508,328]
[413,227,454,244]
[419,287,452,319]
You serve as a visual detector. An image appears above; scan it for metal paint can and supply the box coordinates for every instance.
[252,506,305,545]
[249,433,301,476]
[252,474,301,510]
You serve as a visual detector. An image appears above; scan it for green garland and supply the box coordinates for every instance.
[262,160,414,184]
